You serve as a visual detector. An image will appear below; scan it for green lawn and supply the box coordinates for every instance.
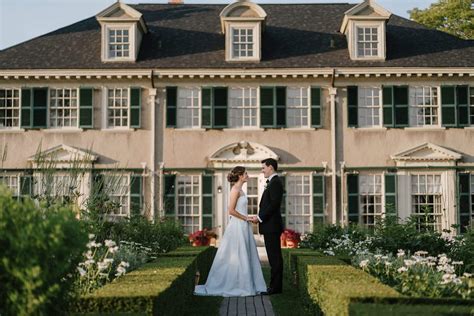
[262,266,312,316]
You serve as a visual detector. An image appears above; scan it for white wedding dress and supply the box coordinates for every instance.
[194,193,267,297]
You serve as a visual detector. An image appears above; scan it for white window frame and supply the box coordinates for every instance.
[350,21,385,61]
[226,22,261,62]
[358,87,382,128]
[176,87,201,129]
[228,86,258,128]
[33,172,83,203]
[102,24,135,62]
[0,173,20,197]
[102,173,131,218]
[285,173,312,234]
[105,87,131,129]
[409,86,440,127]
[286,86,310,128]
[175,174,201,234]
[49,88,79,129]
[358,174,384,228]
[243,175,260,234]
[0,88,21,129]
[410,173,443,232]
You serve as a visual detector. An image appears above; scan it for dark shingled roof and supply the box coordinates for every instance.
[0,3,473,69]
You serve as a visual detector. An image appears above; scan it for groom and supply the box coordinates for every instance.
[250,158,284,295]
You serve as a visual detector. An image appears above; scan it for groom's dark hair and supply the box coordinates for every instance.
[261,158,278,172]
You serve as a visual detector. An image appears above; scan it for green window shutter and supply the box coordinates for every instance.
[311,87,322,128]
[33,88,48,128]
[202,174,213,229]
[201,87,212,128]
[394,86,409,127]
[21,88,32,128]
[458,173,471,233]
[20,175,33,198]
[164,174,176,217]
[441,86,456,127]
[347,174,359,224]
[384,173,397,218]
[457,86,469,127]
[347,86,358,127]
[130,87,141,128]
[213,87,228,128]
[166,87,177,128]
[382,86,394,127]
[280,175,286,225]
[130,175,143,216]
[276,86,286,128]
[79,88,93,128]
[313,174,325,228]
[260,87,275,128]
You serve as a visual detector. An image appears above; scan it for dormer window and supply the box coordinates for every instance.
[356,25,380,58]
[340,0,391,61]
[108,28,131,59]
[231,25,257,59]
[96,2,148,63]
[220,1,267,62]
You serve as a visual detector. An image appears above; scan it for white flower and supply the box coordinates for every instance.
[452,261,463,265]
[404,259,415,267]
[374,254,383,260]
[359,260,369,268]
[119,261,130,268]
[85,250,93,260]
[397,267,408,273]
[105,240,116,248]
[88,233,95,240]
[77,266,86,276]
[463,273,472,278]
[323,250,335,256]
[384,261,392,267]
[414,250,428,256]
[104,258,114,264]
[84,259,95,266]
[397,249,405,257]
[115,266,127,277]
[109,246,119,254]
[98,261,111,271]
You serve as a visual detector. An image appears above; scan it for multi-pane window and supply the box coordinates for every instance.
[469,87,474,125]
[33,174,79,203]
[411,174,442,232]
[50,89,78,128]
[0,175,19,196]
[358,87,381,127]
[359,175,383,228]
[229,87,257,127]
[108,88,129,127]
[245,177,259,234]
[108,29,130,59]
[177,175,200,234]
[104,175,130,217]
[0,89,20,128]
[177,88,200,128]
[470,175,474,229]
[287,87,309,128]
[286,175,311,233]
[410,87,439,127]
[357,27,378,57]
[232,28,254,58]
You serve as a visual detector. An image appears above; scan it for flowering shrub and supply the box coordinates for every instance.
[189,228,217,246]
[75,234,129,295]
[282,229,301,242]
[353,250,474,299]
[113,240,152,271]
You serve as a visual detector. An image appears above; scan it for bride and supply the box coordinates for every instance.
[194,166,267,297]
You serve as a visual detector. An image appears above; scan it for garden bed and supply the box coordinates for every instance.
[71,246,216,315]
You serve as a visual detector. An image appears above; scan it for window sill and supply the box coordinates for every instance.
[42,128,84,133]
[0,128,25,133]
[404,127,446,131]
[172,128,206,132]
[222,128,265,131]
[100,128,136,133]
[284,127,318,131]
[463,127,474,130]
[352,127,387,131]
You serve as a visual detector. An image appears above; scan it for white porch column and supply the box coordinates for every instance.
[148,88,157,220]
[329,87,338,224]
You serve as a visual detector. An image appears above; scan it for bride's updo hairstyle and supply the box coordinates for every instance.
[227,166,246,183]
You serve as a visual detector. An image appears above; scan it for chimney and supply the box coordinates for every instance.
[168,0,183,4]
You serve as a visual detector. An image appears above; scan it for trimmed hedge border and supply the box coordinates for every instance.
[286,249,474,316]
[71,246,217,315]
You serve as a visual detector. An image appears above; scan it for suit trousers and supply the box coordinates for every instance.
[263,232,283,292]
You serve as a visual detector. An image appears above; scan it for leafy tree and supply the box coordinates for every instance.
[409,0,474,39]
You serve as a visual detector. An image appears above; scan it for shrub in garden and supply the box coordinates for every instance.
[0,188,88,315]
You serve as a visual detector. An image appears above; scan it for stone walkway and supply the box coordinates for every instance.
[219,246,275,316]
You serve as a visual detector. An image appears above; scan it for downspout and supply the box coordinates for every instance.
[340,161,346,225]
[150,70,157,221]
[329,68,338,224]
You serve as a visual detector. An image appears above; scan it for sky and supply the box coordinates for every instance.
[0,0,436,50]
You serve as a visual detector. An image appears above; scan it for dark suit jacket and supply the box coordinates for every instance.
[258,175,284,234]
